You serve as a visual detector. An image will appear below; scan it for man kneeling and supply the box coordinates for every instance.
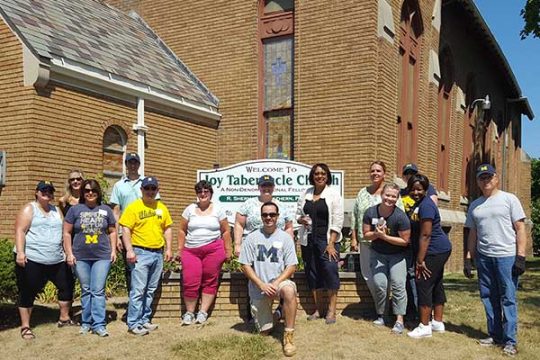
[239,201,298,357]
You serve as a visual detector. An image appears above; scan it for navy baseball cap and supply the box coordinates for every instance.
[402,163,418,175]
[141,176,159,188]
[476,163,496,178]
[125,153,140,163]
[258,175,275,186]
[36,180,55,192]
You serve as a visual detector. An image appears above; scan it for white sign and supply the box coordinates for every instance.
[197,160,344,225]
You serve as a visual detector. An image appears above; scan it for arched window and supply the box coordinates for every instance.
[437,47,454,191]
[462,75,476,197]
[258,0,294,159]
[397,0,423,171]
[103,125,127,191]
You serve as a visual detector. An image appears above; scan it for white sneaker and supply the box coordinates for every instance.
[195,311,208,324]
[407,323,432,338]
[182,312,195,326]
[142,322,159,331]
[431,320,445,333]
[373,316,385,326]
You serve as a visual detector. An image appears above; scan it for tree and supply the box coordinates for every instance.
[531,158,540,254]
[521,0,540,39]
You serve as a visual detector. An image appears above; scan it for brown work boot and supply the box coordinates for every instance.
[283,329,297,357]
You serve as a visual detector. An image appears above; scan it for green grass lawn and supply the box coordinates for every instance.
[1,258,539,359]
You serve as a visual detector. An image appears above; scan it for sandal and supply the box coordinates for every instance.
[57,319,77,327]
[325,316,337,325]
[307,313,321,321]
[21,327,35,340]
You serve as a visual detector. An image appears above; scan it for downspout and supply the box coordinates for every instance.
[133,98,148,176]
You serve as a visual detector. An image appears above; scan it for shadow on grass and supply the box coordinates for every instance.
[0,302,120,331]
[230,319,285,344]
[445,321,487,339]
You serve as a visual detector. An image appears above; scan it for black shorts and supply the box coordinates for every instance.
[415,251,451,307]
[15,255,74,308]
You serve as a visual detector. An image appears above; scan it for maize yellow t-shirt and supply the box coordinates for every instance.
[119,199,173,249]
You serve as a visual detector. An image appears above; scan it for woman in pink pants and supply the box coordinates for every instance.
[177,180,232,325]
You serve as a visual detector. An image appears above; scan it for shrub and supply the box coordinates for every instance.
[0,238,17,301]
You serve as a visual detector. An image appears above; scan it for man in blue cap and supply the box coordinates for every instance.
[464,163,527,356]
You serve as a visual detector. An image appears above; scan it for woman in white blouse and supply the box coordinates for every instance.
[297,163,344,324]
[177,180,232,325]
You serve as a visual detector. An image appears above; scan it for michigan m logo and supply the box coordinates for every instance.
[85,234,98,244]
[256,244,278,263]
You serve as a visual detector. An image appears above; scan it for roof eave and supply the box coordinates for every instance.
[48,56,221,127]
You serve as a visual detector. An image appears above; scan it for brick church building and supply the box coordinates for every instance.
[0,0,535,267]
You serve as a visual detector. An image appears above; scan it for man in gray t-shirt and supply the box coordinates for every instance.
[464,164,526,356]
[239,202,298,357]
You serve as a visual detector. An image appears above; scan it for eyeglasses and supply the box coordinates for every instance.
[69,177,83,182]
[196,189,211,194]
[83,188,98,194]
[143,186,158,191]
[261,212,278,218]
[479,174,494,181]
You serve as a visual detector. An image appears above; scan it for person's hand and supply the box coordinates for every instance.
[16,252,27,267]
[66,254,76,267]
[416,261,432,280]
[126,249,137,264]
[110,251,117,264]
[164,248,173,262]
[512,255,526,276]
[463,258,474,279]
[259,282,277,297]
[116,239,124,252]
[175,248,183,262]
[350,239,358,252]
[234,243,241,258]
[374,224,386,239]
[325,244,339,262]
[297,216,310,226]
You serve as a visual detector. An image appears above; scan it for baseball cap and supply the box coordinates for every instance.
[258,175,275,186]
[141,176,159,188]
[402,163,418,175]
[36,180,55,192]
[125,153,141,163]
[476,163,496,178]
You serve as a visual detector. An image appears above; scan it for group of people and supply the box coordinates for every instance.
[12,154,527,357]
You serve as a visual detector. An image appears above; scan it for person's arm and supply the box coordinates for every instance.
[514,220,526,258]
[350,197,359,251]
[176,217,188,260]
[362,222,377,241]
[466,227,477,260]
[122,226,137,264]
[242,263,277,297]
[284,220,294,239]
[112,204,123,251]
[271,265,297,288]
[325,190,343,261]
[380,228,410,247]
[163,226,173,262]
[220,218,233,260]
[233,213,246,257]
[430,194,438,206]
[108,225,117,263]
[415,219,433,280]
[63,221,76,266]
[14,204,33,267]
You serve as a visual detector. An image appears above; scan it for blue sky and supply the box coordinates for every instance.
[474,0,540,159]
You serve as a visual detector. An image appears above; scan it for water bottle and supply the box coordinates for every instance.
[377,217,386,228]
[305,214,312,234]
[348,253,355,272]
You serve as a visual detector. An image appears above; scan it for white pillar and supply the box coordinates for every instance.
[133,97,147,176]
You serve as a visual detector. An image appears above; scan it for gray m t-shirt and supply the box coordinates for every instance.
[239,228,298,300]
[465,191,526,257]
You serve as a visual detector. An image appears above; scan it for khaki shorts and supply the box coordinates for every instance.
[250,279,297,332]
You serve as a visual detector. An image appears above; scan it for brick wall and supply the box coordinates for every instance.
[153,271,374,319]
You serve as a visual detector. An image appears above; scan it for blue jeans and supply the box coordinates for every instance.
[476,253,519,345]
[127,247,163,329]
[74,259,111,330]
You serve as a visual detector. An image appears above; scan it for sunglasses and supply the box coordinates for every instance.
[143,186,158,191]
[69,177,83,182]
[40,189,54,195]
[83,188,99,194]
[261,212,278,218]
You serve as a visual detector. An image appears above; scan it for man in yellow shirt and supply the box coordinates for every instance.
[120,176,173,335]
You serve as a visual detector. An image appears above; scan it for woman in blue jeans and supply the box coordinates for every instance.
[64,179,117,337]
